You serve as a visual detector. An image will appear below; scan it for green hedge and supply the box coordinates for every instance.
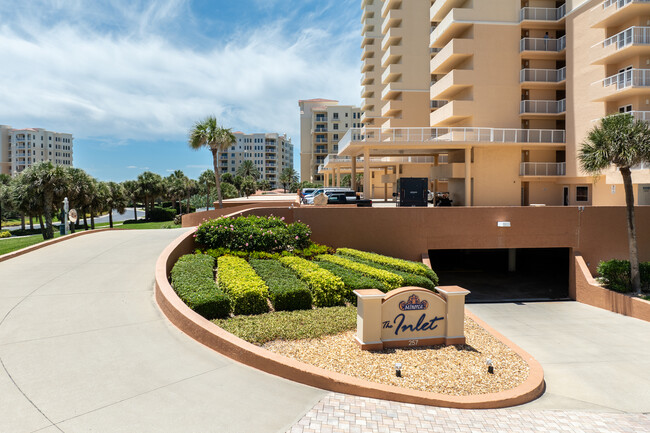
[316,254,403,289]
[149,207,177,222]
[278,256,345,307]
[316,261,390,302]
[250,259,312,311]
[0,230,10,238]
[170,254,231,319]
[217,256,270,315]
[337,247,439,285]
[342,255,437,291]
[597,259,650,293]
[200,243,332,261]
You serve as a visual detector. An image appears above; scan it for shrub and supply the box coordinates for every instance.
[278,256,345,307]
[196,215,311,252]
[337,247,439,285]
[316,261,390,303]
[597,259,650,293]
[0,230,10,238]
[342,255,438,291]
[170,254,231,319]
[149,207,177,222]
[316,254,404,289]
[217,256,270,315]
[294,243,334,259]
[250,259,312,311]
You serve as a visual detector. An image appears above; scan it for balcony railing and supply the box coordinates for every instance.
[520,5,566,21]
[314,117,328,123]
[339,127,566,153]
[603,68,650,89]
[520,67,566,83]
[603,0,650,9]
[601,26,650,49]
[315,138,328,143]
[430,100,448,109]
[322,154,438,167]
[520,36,566,52]
[314,128,328,133]
[520,99,566,114]
[520,162,566,176]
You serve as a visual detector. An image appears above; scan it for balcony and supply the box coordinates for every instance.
[429,100,473,126]
[381,99,403,117]
[430,38,474,74]
[520,67,566,87]
[520,162,566,176]
[381,63,402,84]
[381,0,401,17]
[519,6,566,28]
[361,58,374,73]
[315,138,328,144]
[596,68,650,101]
[361,43,374,60]
[381,26,402,51]
[430,100,448,109]
[594,0,650,29]
[381,8,402,34]
[520,36,566,58]
[381,44,402,68]
[593,26,650,65]
[430,0,466,22]
[314,117,328,123]
[520,99,566,115]
[312,127,328,133]
[430,69,473,100]
[361,87,374,98]
[361,71,374,85]
[430,8,473,48]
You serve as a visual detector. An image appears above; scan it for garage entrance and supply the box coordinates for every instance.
[428,248,570,303]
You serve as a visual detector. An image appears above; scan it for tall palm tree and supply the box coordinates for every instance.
[66,167,94,230]
[89,180,108,229]
[164,170,187,213]
[20,162,69,240]
[188,116,236,208]
[122,180,141,221]
[279,168,298,193]
[105,181,127,228]
[137,171,162,220]
[198,169,216,210]
[184,178,198,213]
[580,114,650,294]
[236,160,261,180]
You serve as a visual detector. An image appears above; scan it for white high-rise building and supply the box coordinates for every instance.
[0,125,74,175]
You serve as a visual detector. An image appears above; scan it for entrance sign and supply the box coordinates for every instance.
[354,286,470,351]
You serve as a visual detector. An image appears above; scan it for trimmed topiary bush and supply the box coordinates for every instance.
[316,254,404,289]
[170,254,231,319]
[597,259,650,293]
[342,255,438,291]
[278,256,345,307]
[316,260,390,302]
[217,256,270,315]
[250,259,312,311]
[337,247,439,285]
[149,207,177,222]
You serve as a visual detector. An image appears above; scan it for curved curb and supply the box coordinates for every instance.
[154,229,545,409]
[0,228,112,264]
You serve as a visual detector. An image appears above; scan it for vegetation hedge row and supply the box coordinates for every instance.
[249,259,312,311]
[196,215,311,252]
[0,230,10,238]
[316,261,390,302]
[149,206,177,222]
[217,256,270,315]
[316,254,403,289]
[170,255,231,319]
[200,243,332,261]
[337,247,439,285]
[278,256,345,307]
[597,259,650,293]
[343,255,438,291]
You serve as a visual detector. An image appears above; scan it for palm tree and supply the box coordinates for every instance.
[279,168,298,193]
[258,179,271,191]
[198,169,216,210]
[184,178,198,214]
[89,180,108,229]
[580,114,650,294]
[66,167,94,230]
[0,173,11,230]
[104,182,127,228]
[137,171,162,220]
[122,180,141,221]
[188,116,236,208]
[236,160,261,180]
[240,176,257,198]
[164,170,187,213]
[20,162,69,240]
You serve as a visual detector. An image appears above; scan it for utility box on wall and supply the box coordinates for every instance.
[397,177,428,207]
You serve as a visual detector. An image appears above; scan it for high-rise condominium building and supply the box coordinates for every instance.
[0,125,73,175]
[298,99,362,183]
[319,0,650,206]
[220,132,293,189]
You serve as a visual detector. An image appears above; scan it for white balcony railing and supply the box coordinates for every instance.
[603,68,650,89]
[520,99,566,114]
[520,67,566,83]
[520,162,566,176]
[323,154,438,167]
[520,36,566,52]
[520,5,566,21]
[602,26,650,49]
[603,0,650,9]
[338,127,566,153]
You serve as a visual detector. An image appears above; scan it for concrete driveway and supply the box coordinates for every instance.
[467,301,650,413]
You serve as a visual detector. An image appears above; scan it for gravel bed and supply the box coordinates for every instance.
[262,317,529,396]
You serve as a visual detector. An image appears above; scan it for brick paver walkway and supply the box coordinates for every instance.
[288,393,650,433]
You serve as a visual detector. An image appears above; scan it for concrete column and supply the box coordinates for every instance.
[354,289,385,350]
[436,286,471,345]
[333,169,338,187]
[351,157,357,192]
[324,172,329,187]
[384,167,388,202]
[465,147,472,207]
[508,248,517,272]
[337,170,341,187]
[363,147,371,199]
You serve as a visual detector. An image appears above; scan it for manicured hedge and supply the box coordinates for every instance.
[316,254,403,289]
[278,256,345,307]
[149,206,177,222]
[0,230,10,238]
[196,215,311,252]
[597,259,650,293]
[316,261,390,302]
[250,259,312,311]
[337,247,439,285]
[200,243,332,261]
[342,255,438,291]
[170,254,231,319]
[217,256,270,315]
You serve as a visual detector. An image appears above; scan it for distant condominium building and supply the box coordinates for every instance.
[298,99,363,183]
[0,125,74,175]
[317,0,650,206]
[220,132,294,189]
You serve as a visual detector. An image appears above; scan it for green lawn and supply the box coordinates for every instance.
[0,233,61,256]
[118,221,181,230]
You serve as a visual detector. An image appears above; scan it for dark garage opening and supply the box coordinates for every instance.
[428,248,570,303]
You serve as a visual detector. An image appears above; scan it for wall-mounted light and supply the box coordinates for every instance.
[497,221,511,228]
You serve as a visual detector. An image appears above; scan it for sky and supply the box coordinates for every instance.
[0,0,363,181]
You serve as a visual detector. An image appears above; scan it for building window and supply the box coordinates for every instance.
[576,186,589,202]
[619,105,632,113]
[333,124,339,130]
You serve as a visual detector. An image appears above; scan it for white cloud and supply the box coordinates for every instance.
[0,0,362,147]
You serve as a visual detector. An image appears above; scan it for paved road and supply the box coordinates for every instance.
[3,209,145,231]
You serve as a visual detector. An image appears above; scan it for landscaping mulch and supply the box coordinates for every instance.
[262,316,529,396]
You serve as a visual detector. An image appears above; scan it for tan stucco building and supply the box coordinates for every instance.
[0,125,74,175]
[319,0,650,206]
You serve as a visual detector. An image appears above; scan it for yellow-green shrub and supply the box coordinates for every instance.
[337,248,439,285]
[278,256,345,307]
[316,254,403,289]
[217,256,269,315]
[0,230,10,238]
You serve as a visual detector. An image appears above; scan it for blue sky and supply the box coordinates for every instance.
[0,0,362,181]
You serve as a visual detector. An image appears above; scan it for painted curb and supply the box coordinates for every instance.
[154,229,546,409]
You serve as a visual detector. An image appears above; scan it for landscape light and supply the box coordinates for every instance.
[395,363,402,377]
[486,359,494,374]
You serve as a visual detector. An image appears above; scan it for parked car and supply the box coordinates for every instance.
[305,188,355,205]
[327,191,358,204]
[434,192,453,207]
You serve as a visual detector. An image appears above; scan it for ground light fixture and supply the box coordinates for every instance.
[395,363,402,377]
[486,358,494,374]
